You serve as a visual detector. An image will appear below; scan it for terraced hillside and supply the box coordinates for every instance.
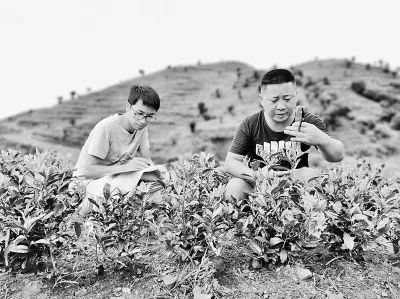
[0,59,399,176]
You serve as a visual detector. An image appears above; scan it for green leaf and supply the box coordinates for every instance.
[5,235,28,256]
[351,213,368,222]
[193,286,212,299]
[192,214,204,223]
[162,274,176,289]
[24,213,46,233]
[342,233,354,251]
[74,222,82,238]
[249,240,263,255]
[32,239,50,246]
[269,237,283,246]
[8,244,29,254]
[212,205,223,219]
[103,183,111,200]
[88,197,100,209]
[279,249,288,263]
[332,201,342,214]
[376,218,390,234]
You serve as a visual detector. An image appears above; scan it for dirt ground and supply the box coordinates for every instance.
[1,240,399,299]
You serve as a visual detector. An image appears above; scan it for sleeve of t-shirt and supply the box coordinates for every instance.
[139,128,150,151]
[229,118,252,155]
[86,122,110,159]
[303,111,328,133]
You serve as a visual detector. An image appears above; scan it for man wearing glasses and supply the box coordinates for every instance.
[224,69,344,201]
[74,85,167,213]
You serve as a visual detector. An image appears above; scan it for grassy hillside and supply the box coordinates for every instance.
[0,58,399,176]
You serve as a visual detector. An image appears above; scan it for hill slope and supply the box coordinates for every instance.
[1,59,399,175]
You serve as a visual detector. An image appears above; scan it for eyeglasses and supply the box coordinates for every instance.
[260,94,296,103]
[131,109,157,122]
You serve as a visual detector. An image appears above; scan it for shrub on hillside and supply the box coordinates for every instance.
[390,113,400,130]
[345,59,352,69]
[351,81,366,95]
[304,77,315,89]
[189,121,196,133]
[322,77,330,85]
[198,102,208,115]
[237,89,243,100]
[323,103,352,130]
[215,89,221,99]
[253,71,260,81]
[243,78,251,88]
[236,67,241,79]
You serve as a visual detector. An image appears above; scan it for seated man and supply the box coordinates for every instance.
[74,85,167,213]
[224,68,344,201]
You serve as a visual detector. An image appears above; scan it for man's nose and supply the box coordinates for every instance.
[276,100,286,110]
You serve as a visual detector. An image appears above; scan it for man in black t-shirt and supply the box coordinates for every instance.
[224,68,344,201]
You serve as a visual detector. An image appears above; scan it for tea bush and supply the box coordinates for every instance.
[0,149,399,277]
[0,150,83,271]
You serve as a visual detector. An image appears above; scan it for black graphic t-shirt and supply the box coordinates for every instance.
[229,109,328,169]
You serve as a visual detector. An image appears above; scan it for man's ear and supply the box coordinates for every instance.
[125,103,130,112]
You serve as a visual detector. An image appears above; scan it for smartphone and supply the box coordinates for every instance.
[294,106,304,131]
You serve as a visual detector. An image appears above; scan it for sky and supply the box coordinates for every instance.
[0,0,399,120]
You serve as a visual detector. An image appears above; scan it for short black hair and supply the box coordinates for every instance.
[127,85,160,111]
[259,68,296,91]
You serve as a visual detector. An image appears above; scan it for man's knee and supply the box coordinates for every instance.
[224,178,253,202]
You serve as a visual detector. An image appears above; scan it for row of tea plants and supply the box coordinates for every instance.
[1,150,399,296]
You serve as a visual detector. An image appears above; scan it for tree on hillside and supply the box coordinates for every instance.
[382,64,390,74]
[139,69,145,76]
[70,90,76,100]
[57,96,63,104]
[253,70,260,81]
[366,64,371,71]
[215,89,221,98]
[243,78,250,88]
[237,89,243,100]
[189,121,196,133]
[236,67,241,79]
[198,102,208,115]
[345,59,352,69]
[227,105,235,115]
[86,87,92,93]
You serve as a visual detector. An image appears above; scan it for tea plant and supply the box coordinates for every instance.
[0,149,83,271]
[317,160,400,256]
[157,153,231,262]
[86,181,163,271]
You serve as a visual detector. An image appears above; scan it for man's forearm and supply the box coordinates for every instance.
[317,135,344,162]
[224,159,254,179]
[76,164,132,180]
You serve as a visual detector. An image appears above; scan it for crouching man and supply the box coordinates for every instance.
[74,85,168,214]
[224,68,344,201]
